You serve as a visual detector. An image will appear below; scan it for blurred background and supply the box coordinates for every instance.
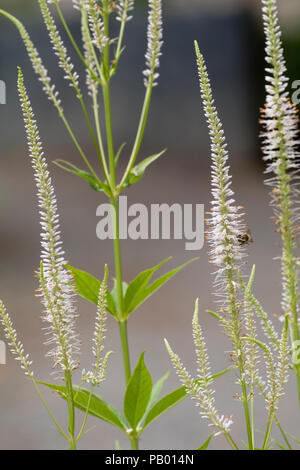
[0,0,300,450]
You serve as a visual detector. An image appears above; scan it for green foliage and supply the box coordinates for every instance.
[197,434,214,450]
[68,257,197,321]
[54,160,111,195]
[124,353,153,429]
[124,150,166,188]
[40,382,127,431]
[66,265,117,318]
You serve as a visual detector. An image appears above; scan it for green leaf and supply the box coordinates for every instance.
[142,367,232,430]
[206,310,224,322]
[124,258,171,314]
[39,382,127,432]
[148,371,170,409]
[115,142,126,166]
[54,160,110,194]
[124,352,153,429]
[124,150,166,188]
[143,385,186,429]
[126,257,198,317]
[197,434,214,450]
[66,265,117,318]
[139,371,170,426]
[211,366,233,381]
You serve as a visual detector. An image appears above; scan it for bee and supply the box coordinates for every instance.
[237,229,253,246]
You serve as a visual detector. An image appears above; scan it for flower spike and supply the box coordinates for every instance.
[143,0,163,87]
[18,68,79,374]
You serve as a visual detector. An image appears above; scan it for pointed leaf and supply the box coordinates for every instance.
[143,386,186,429]
[197,434,214,450]
[148,371,170,409]
[54,160,110,194]
[124,150,166,188]
[127,258,198,316]
[124,258,171,314]
[66,265,117,318]
[124,352,152,428]
[115,142,126,166]
[39,382,127,432]
[139,371,170,426]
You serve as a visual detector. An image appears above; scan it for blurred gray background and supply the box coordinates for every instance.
[0,0,300,450]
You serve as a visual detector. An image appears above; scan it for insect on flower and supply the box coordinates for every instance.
[237,229,253,246]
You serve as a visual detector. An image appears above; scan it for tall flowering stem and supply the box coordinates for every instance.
[18,68,79,449]
[1,0,165,450]
[119,0,163,190]
[165,301,238,450]
[114,0,135,66]
[77,266,112,443]
[194,41,253,449]
[260,0,300,403]
[82,266,112,386]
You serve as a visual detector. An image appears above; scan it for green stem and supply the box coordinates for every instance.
[296,367,300,408]
[250,387,255,449]
[58,109,100,183]
[78,94,110,180]
[111,195,131,384]
[92,91,110,184]
[275,416,293,450]
[31,378,69,442]
[76,385,94,443]
[119,86,153,191]
[241,380,253,450]
[262,411,275,450]
[130,435,139,450]
[103,81,116,188]
[101,1,137,449]
[224,432,239,450]
[119,320,132,384]
[65,370,76,450]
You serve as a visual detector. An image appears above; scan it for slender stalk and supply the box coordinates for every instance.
[250,390,255,449]
[228,274,253,450]
[224,432,239,451]
[103,81,116,188]
[296,366,300,408]
[119,86,152,190]
[76,385,94,443]
[130,435,139,450]
[79,94,110,179]
[119,320,132,384]
[111,195,132,383]
[262,411,275,450]
[58,109,100,183]
[100,2,136,449]
[275,417,293,450]
[92,93,110,184]
[241,380,253,450]
[31,377,69,442]
[115,19,126,64]
[65,370,76,450]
